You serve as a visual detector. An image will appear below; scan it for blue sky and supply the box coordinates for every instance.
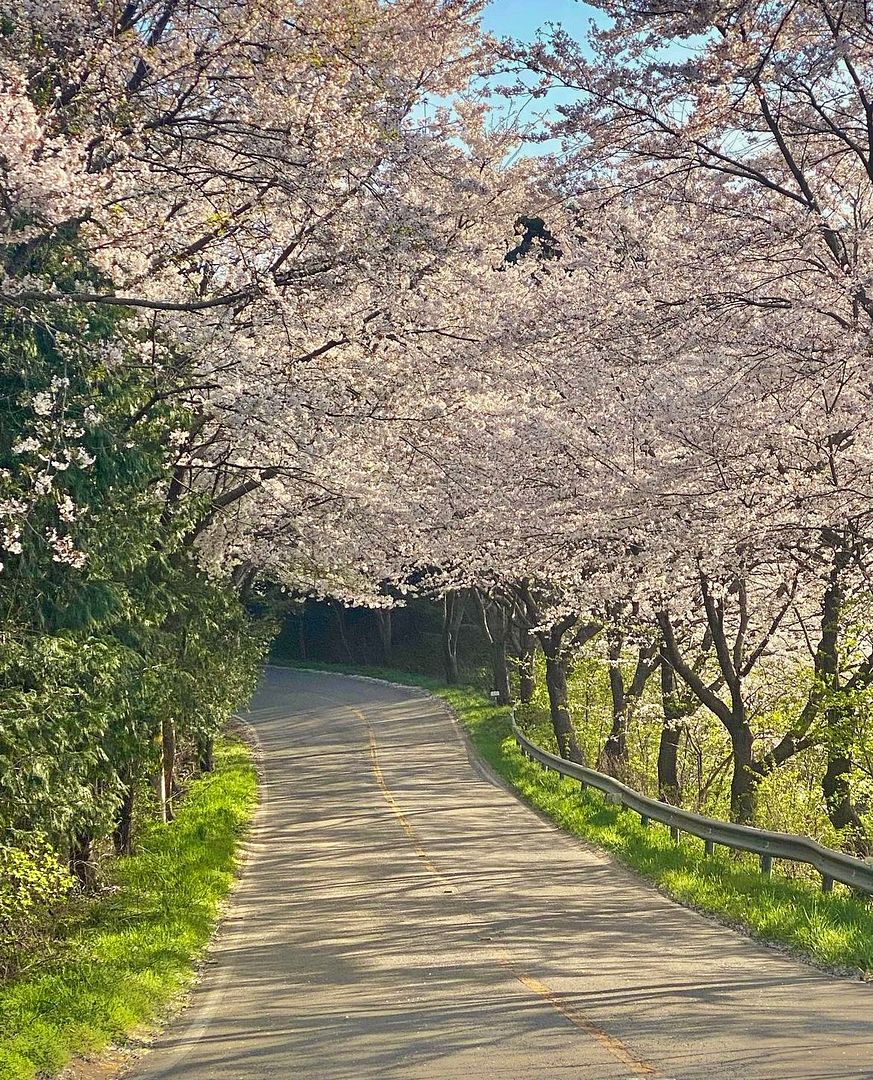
[413,0,603,150]
[471,1,602,150]
[481,0,600,42]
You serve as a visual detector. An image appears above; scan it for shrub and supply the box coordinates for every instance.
[0,844,73,977]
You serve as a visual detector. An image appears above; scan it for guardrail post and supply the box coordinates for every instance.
[704,838,714,857]
[579,780,587,793]
[639,813,649,828]
[821,874,834,893]
[670,825,680,843]
[760,854,772,876]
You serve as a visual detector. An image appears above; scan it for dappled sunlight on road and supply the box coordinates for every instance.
[131,669,873,1080]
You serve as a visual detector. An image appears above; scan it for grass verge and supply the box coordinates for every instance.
[0,736,258,1080]
[283,660,873,977]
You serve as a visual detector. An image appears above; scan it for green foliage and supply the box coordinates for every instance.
[518,649,872,844]
[0,271,271,855]
[0,843,73,978]
[0,632,138,841]
[0,141,266,1076]
[0,737,257,1080]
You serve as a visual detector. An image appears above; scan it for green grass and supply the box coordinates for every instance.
[0,737,258,1080]
[284,660,873,976]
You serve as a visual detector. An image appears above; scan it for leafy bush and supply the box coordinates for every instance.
[0,844,72,977]
[0,737,256,1080]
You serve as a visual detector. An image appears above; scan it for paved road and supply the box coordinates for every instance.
[132,668,873,1079]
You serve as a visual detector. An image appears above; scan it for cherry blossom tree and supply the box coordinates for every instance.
[9,0,873,857]
[466,1,873,835]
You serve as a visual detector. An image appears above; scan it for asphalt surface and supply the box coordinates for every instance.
[131,667,873,1079]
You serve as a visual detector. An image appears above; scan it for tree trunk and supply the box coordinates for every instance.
[602,632,628,773]
[729,723,759,824]
[375,609,392,665]
[518,627,536,703]
[113,783,135,856]
[544,654,585,764]
[823,753,870,855]
[490,638,511,705]
[660,602,761,824]
[442,597,460,685]
[602,640,658,778]
[334,602,353,662]
[601,726,628,773]
[657,656,683,804]
[443,640,459,685]
[473,590,511,703]
[298,608,307,661]
[162,716,176,823]
[658,722,682,805]
[441,590,467,686]
[153,725,168,824]
[812,553,870,851]
[198,733,215,774]
[516,586,598,764]
[70,831,97,891]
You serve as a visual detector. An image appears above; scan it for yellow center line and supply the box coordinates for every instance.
[358,707,663,1080]
[362,712,447,882]
[503,961,659,1078]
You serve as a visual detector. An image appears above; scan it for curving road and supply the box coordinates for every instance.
[131,667,873,1080]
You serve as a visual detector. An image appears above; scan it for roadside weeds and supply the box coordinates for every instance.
[0,734,258,1080]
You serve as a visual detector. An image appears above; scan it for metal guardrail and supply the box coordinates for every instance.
[512,719,873,895]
